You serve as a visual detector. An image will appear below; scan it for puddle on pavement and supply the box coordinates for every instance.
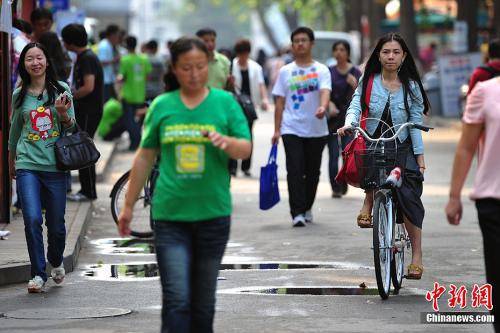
[241,286,380,296]
[91,238,155,255]
[84,262,159,281]
[84,261,370,281]
[219,262,370,270]
[91,239,249,256]
[219,286,383,296]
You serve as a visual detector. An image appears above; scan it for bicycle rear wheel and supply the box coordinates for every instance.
[373,191,393,299]
[110,170,154,238]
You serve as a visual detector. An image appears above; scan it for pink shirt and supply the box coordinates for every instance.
[462,78,500,200]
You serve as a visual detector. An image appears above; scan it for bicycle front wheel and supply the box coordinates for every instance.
[391,215,407,292]
[373,191,393,300]
[110,170,154,238]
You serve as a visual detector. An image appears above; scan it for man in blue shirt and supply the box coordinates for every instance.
[97,24,121,102]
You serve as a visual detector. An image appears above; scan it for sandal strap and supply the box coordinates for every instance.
[408,264,423,273]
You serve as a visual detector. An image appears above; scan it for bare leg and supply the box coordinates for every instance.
[358,191,374,227]
[360,191,374,215]
[404,216,423,267]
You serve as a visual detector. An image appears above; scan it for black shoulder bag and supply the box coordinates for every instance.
[54,121,101,171]
[229,60,258,121]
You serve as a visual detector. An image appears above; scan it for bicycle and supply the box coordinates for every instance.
[110,163,159,238]
[346,121,433,299]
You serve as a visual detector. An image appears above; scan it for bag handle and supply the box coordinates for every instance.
[360,74,374,130]
[268,144,278,165]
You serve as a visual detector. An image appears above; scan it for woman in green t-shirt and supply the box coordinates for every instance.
[118,37,251,332]
[8,43,75,293]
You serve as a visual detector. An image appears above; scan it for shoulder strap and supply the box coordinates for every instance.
[360,74,374,130]
[479,65,500,78]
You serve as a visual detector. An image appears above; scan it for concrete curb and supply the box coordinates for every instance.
[0,202,92,286]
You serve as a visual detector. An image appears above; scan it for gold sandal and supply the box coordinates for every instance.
[407,264,424,280]
[357,213,373,228]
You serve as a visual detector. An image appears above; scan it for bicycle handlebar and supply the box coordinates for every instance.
[347,122,434,143]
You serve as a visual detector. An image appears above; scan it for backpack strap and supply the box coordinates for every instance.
[360,74,374,130]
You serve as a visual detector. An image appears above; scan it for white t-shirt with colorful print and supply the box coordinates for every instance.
[272,61,331,137]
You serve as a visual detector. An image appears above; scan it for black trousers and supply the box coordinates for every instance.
[75,110,102,199]
[476,198,500,332]
[282,134,327,218]
[229,120,254,173]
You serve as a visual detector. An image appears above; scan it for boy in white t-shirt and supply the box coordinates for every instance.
[272,27,332,227]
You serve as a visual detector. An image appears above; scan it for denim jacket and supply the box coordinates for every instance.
[345,74,425,155]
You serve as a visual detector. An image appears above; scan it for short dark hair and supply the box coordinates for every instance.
[234,39,251,55]
[196,28,217,38]
[105,24,120,37]
[61,24,88,47]
[125,36,137,50]
[291,26,315,43]
[30,7,53,24]
[488,38,500,59]
[146,40,158,51]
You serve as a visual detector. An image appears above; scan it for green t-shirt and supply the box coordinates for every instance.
[119,53,152,104]
[8,82,75,172]
[207,51,230,89]
[97,98,123,137]
[140,88,250,222]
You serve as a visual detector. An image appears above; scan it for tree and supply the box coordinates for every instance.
[187,0,343,52]
[400,0,419,57]
[344,0,362,32]
[493,0,500,38]
[456,0,479,51]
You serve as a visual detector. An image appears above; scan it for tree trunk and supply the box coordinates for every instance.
[493,0,500,38]
[344,0,362,32]
[256,5,281,51]
[283,8,299,31]
[456,0,479,52]
[369,0,386,45]
[400,0,419,58]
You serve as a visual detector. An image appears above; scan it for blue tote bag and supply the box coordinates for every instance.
[259,144,280,210]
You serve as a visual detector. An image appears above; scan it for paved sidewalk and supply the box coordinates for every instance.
[0,139,115,286]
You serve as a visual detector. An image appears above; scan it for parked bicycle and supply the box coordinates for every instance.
[346,121,433,299]
[110,163,158,238]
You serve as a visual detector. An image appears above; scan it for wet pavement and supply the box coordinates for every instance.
[0,111,492,333]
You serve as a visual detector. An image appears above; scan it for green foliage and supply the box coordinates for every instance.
[186,0,343,30]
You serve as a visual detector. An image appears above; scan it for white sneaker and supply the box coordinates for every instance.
[0,230,10,238]
[51,264,65,285]
[305,210,313,223]
[27,276,45,293]
[292,214,306,227]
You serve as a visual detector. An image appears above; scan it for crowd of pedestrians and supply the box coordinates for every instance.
[6,7,499,332]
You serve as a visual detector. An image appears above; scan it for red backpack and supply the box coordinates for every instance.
[335,75,374,187]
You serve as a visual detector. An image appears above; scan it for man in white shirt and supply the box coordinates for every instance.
[97,24,121,102]
[272,27,331,227]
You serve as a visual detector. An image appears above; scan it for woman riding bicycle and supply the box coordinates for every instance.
[338,33,430,280]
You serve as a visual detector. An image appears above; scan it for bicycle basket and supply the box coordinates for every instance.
[354,147,409,189]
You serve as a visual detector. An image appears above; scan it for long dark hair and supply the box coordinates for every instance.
[16,42,66,109]
[361,33,430,115]
[39,32,71,81]
[163,37,209,92]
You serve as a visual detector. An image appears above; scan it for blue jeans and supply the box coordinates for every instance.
[122,101,142,150]
[154,216,230,333]
[16,169,67,282]
[327,133,352,193]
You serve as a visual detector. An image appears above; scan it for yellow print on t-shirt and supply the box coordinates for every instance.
[161,124,216,144]
[176,144,205,174]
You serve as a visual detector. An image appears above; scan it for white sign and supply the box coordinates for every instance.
[452,21,468,53]
[0,0,12,34]
[438,53,482,117]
